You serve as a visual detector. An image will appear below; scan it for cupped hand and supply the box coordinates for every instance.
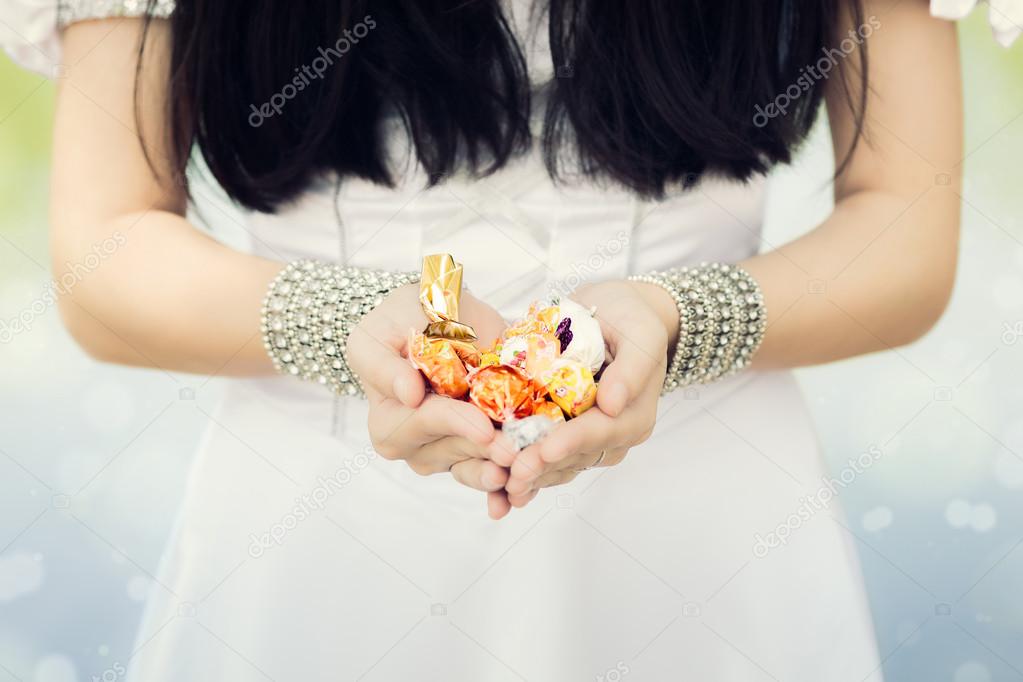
[499,280,673,508]
[347,283,512,504]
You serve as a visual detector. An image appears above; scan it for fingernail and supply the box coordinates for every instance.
[481,473,498,490]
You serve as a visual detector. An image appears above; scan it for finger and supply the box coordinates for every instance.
[374,395,494,456]
[595,330,663,417]
[507,489,538,508]
[532,468,579,490]
[413,436,490,475]
[416,396,496,446]
[450,458,509,492]
[538,409,619,464]
[417,435,493,466]
[506,445,548,495]
[349,325,426,408]
[488,490,511,520]
[487,432,520,468]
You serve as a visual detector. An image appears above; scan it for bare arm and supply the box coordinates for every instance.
[639,0,963,367]
[745,0,962,366]
[50,18,280,376]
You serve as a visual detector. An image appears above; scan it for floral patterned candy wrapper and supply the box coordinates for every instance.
[498,335,528,369]
[543,358,597,418]
[525,333,561,381]
[467,364,546,423]
[503,414,560,450]
[407,331,470,399]
[504,303,560,339]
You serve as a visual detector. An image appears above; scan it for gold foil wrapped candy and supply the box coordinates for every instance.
[419,253,480,366]
[408,254,479,397]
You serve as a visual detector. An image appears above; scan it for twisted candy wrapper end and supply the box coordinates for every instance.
[419,253,479,365]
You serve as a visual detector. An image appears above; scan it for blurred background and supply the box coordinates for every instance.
[1,11,1022,682]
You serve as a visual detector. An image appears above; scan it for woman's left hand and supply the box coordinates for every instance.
[495,280,675,509]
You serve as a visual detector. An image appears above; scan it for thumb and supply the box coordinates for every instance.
[595,333,659,417]
[348,326,426,407]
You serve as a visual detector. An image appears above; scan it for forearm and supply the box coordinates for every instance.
[635,186,959,371]
[742,185,959,368]
[52,208,281,376]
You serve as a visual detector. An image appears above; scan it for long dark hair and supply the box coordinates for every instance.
[140,0,868,213]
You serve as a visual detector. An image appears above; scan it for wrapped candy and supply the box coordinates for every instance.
[419,254,480,366]
[525,333,560,380]
[504,302,560,339]
[408,332,470,399]
[408,254,480,396]
[467,365,546,423]
[407,253,604,446]
[498,335,528,369]
[543,358,597,418]
[503,414,560,450]
[555,298,606,374]
[533,400,566,422]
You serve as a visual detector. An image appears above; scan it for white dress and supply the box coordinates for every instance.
[3,2,903,680]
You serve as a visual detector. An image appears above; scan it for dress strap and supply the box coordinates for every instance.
[57,0,174,28]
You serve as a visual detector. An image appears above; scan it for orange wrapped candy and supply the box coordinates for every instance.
[533,400,566,423]
[468,365,546,423]
[503,302,560,339]
[543,359,597,418]
[408,331,469,399]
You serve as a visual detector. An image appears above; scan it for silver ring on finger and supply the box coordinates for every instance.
[575,449,606,473]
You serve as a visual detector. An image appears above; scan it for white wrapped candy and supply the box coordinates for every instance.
[503,415,559,450]
[556,298,606,374]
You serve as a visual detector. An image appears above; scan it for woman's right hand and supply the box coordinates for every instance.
[347,283,511,504]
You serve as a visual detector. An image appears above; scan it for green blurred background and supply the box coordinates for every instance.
[2,11,1022,682]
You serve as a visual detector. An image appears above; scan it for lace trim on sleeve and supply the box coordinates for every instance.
[57,0,174,28]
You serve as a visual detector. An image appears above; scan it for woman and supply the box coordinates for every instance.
[1,0,974,679]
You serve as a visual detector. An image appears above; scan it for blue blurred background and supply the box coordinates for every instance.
[1,12,1022,682]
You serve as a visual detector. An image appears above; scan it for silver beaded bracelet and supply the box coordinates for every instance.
[261,261,419,397]
[629,263,766,393]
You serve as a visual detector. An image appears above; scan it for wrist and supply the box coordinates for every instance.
[631,281,681,348]
[262,260,419,396]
